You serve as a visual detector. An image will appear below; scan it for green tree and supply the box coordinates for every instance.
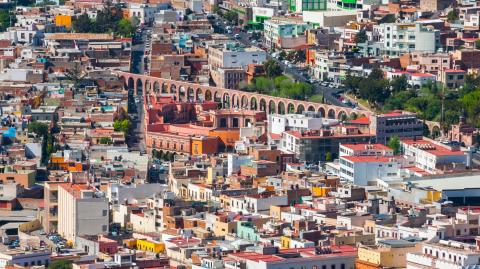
[64,62,87,89]
[254,77,275,94]
[72,13,93,33]
[325,152,332,162]
[390,75,408,92]
[114,119,132,136]
[117,18,135,37]
[212,5,221,15]
[49,260,72,269]
[460,88,480,127]
[379,14,396,23]
[99,137,112,144]
[354,29,368,44]
[0,10,16,32]
[476,40,480,50]
[263,60,282,78]
[224,10,239,25]
[387,136,401,155]
[447,10,459,22]
[344,73,362,94]
[278,51,287,61]
[28,122,49,137]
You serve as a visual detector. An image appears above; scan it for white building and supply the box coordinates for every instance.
[0,250,50,268]
[227,153,252,176]
[401,138,469,174]
[377,23,440,56]
[58,184,109,242]
[339,156,402,185]
[268,113,337,136]
[107,183,168,205]
[386,71,437,88]
[339,143,394,157]
[128,3,161,24]
[229,195,288,215]
[407,240,480,269]
[208,43,267,69]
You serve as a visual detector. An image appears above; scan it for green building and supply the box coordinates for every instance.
[288,0,327,12]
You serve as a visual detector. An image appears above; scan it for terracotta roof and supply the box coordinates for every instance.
[45,33,113,40]
[341,143,392,151]
[347,117,370,125]
[341,155,397,163]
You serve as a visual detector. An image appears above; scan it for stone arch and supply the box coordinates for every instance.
[241,95,249,109]
[205,89,212,101]
[231,94,239,108]
[250,97,258,110]
[259,98,267,112]
[136,78,143,96]
[223,92,230,108]
[187,87,194,102]
[296,104,305,114]
[179,86,186,102]
[307,105,315,112]
[161,82,168,93]
[349,112,358,120]
[287,103,295,114]
[277,101,286,115]
[196,88,203,102]
[153,81,160,93]
[431,126,441,139]
[318,107,326,118]
[327,108,335,119]
[214,91,221,102]
[269,100,276,114]
[144,80,151,94]
[127,77,134,91]
[338,110,347,121]
[170,84,177,94]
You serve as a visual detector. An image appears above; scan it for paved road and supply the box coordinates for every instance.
[127,28,148,154]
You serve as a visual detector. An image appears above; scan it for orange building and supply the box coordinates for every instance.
[54,15,72,29]
[49,156,83,172]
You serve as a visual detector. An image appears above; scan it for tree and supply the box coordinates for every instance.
[476,40,480,50]
[278,51,287,61]
[224,10,239,25]
[117,18,135,37]
[263,60,282,78]
[354,29,368,44]
[447,10,459,23]
[387,136,401,155]
[99,137,112,144]
[0,10,16,32]
[344,73,362,94]
[114,119,132,136]
[460,88,480,127]
[28,122,49,137]
[379,14,396,23]
[72,13,93,33]
[64,62,87,89]
[325,152,332,162]
[212,5,221,15]
[390,75,408,92]
[49,260,72,269]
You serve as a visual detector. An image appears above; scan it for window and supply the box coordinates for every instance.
[102,210,107,216]
[102,225,107,231]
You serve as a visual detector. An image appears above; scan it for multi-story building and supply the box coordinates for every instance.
[279,126,375,163]
[407,240,480,269]
[401,138,469,174]
[268,113,337,137]
[58,184,109,242]
[357,239,422,268]
[264,18,310,49]
[377,23,440,56]
[369,111,424,145]
[439,69,466,89]
[339,143,394,157]
[0,250,50,268]
[208,43,267,70]
[339,155,402,185]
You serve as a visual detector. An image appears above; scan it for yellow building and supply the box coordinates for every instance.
[136,239,165,253]
[357,239,421,268]
[311,186,332,197]
[55,15,72,29]
[280,236,291,249]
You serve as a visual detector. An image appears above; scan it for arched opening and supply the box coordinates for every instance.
[187,87,194,102]
[162,82,168,93]
[297,104,305,114]
[127,77,135,93]
[223,93,230,109]
[308,105,315,112]
[431,126,441,139]
[269,100,276,114]
[349,112,358,120]
[179,86,186,102]
[153,81,160,93]
[250,97,258,110]
[214,91,221,103]
[278,102,286,115]
[259,98,267,112]
[205,89,212,101]
[196,89,204,102]
[241,95,248,109]
[338,111,347,121]
[327,109,335,119]
[144,80,151,94]
[136,78,143,96]
[287,103,295,114]
[318,107,326,118]
[231,94,239,108]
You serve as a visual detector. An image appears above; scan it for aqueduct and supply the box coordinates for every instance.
[115,71,372,120]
